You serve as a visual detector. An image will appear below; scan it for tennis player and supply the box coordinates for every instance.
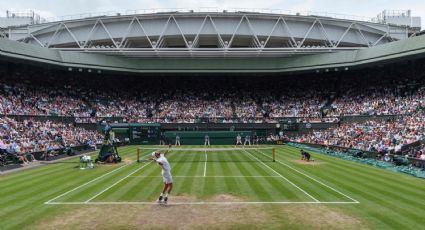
[236,134,242,145]
[175,135,181,146]
[204,134,210,146]
[150,149,173,204]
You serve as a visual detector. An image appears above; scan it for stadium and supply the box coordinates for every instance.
[0,4,425,230]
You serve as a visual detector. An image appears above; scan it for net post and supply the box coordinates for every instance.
[137,148,140,163]
[272,148,276,162]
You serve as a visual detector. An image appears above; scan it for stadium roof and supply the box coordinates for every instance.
[0,34,425,74]
[5,11,409,58]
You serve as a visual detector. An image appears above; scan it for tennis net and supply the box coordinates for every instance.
[137,147,275,163]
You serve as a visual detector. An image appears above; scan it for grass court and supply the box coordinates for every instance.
[1,145,424,229]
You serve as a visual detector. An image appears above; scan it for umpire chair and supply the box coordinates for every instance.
[95,122,122,164]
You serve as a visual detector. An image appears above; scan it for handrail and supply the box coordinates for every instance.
[40,8,375,24]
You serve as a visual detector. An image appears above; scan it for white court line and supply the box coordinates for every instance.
[128,176,281,178]
[141,147,273,151]
[255,149,360,203]
[84,161,153,203]
[203,150,207,177]
[46,201,358,205]
[45,147,359,206]
[243,149,319,202]
[44,161,134,204]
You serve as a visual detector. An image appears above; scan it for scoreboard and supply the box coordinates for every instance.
[279,118,298,131]
[106,123,161,144]
[130,124,160,144]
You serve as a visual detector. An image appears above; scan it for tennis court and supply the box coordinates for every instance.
[45,146,358,205]
[3,145,424,229]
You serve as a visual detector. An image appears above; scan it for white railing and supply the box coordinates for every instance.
[45,11,119,22]
[41,8,376,24]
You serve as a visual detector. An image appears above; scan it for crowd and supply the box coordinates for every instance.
[292,113,425,154]
[1,66,424,124]
[0,73,329,123]
[154,91,234,123]
[0,116,103,163]
[1,56,425,125]
[330,81,425,116]
[413,145,425,169]
[0,82,90,117]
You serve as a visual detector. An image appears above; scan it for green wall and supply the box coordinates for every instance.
[164,131,252,145]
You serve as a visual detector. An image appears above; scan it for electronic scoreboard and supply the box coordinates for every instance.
[130,123,160,144]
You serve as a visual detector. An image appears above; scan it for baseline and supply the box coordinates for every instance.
[46,201,358,205]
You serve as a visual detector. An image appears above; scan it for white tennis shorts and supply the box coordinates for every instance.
[162,171,173,184]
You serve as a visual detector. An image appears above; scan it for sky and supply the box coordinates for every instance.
[0,0,423,28]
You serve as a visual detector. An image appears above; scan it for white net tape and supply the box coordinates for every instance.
[139,147,273,152]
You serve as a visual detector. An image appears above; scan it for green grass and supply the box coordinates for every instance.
[0,145,424,230]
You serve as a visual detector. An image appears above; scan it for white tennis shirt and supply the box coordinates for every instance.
[155,155,171,174]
